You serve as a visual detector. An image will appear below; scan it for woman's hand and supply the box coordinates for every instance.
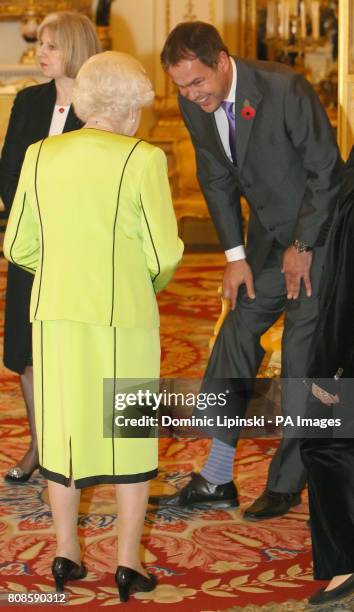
[311,383,340,405]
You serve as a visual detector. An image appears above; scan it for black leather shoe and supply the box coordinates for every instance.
[149,473,239,508]
[4,464,39,484]
[243,489,301,521]
[115,566,157,603]
[309,574,354,605]
[52,556,87,592]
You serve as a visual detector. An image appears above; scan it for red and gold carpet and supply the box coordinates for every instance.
[0,255,351,610]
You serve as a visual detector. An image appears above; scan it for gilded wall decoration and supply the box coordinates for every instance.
[0,0,91,19]
[240,0,257,59]
[338,0,354,158]
[350,0,354,73]
[183,0,196,22]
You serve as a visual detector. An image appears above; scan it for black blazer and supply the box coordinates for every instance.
[179,58,343,270]
[307,148,354,389]
[0,79,83,374]
[0,79,83,212]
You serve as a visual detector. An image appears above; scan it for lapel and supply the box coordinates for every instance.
[64,105,84,133]
[35,80,57,139]
[233,58,263,169]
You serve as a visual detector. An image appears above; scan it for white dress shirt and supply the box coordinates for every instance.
[214,57,246,262]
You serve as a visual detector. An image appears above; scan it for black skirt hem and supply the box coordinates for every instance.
[3,357,32,376]
[39,466,158,488]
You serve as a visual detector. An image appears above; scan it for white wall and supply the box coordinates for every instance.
[0,22,27,64]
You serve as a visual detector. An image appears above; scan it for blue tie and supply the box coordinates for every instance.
[221,100,236,164]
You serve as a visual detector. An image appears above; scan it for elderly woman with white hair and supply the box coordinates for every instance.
[4,51,183,602]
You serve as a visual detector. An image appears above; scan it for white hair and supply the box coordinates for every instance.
[72,51,154,122]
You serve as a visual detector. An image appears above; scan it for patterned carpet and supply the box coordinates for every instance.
[0,254,353,610]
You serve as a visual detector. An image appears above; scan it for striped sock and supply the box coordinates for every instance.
[200,438,235,485]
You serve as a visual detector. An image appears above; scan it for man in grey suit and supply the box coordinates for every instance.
[149,21,343,519]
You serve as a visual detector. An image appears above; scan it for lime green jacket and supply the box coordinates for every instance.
[4,129,183,328]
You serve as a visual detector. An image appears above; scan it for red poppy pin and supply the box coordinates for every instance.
[241,99,256,120]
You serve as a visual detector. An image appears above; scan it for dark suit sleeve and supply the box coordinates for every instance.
[179,101,244,251]
[0,90,28,213]
[284,73,343,246]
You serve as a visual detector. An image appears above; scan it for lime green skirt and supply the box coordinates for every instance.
[33,320,159,488]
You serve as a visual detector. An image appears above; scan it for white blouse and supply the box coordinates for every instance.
[48,104,70,136]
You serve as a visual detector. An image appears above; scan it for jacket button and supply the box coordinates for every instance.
[257,205,264,211]
[268,225,275,231]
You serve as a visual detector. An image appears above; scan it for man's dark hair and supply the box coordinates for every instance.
[161,21,229,69]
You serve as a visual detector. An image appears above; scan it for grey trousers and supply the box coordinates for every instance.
[203,243,326,493]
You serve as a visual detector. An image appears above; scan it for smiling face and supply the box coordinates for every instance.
[36,27,65,79]
[167,51,232,113]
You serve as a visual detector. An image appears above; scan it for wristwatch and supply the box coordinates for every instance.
[292,239,312,253]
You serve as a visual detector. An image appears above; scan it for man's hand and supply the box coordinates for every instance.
[282,246,313,299]
[223,260,255,310]
[311,383,340,405]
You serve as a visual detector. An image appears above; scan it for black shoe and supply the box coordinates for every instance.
[149,473,239,509]
[309,574,354,605]
[52,556,87,592]
[115,566,157,603]
[4,464,39,484]
[243,489,301,521]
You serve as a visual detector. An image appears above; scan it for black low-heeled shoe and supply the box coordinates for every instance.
[115,566,157,603]
[309,574,354,605]
[52,556,87,592]
[4,464,39,484]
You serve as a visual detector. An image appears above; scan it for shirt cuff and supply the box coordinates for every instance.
[225,246,246,262]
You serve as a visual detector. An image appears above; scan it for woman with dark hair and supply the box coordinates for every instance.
[301,147,354,606]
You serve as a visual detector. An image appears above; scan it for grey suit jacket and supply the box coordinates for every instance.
[179,58,343,270]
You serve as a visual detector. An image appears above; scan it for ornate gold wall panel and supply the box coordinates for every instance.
[238,0,257,59]
[0,1,91,19]
[338,0,354,159]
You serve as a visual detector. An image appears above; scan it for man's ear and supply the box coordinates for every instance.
[217,50,230,72]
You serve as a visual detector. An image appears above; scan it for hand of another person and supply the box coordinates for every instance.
[311,383,340,405]
[282,247,313,299]
[222,260,255,310]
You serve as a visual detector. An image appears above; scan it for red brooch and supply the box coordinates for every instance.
[241,99,256,120]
